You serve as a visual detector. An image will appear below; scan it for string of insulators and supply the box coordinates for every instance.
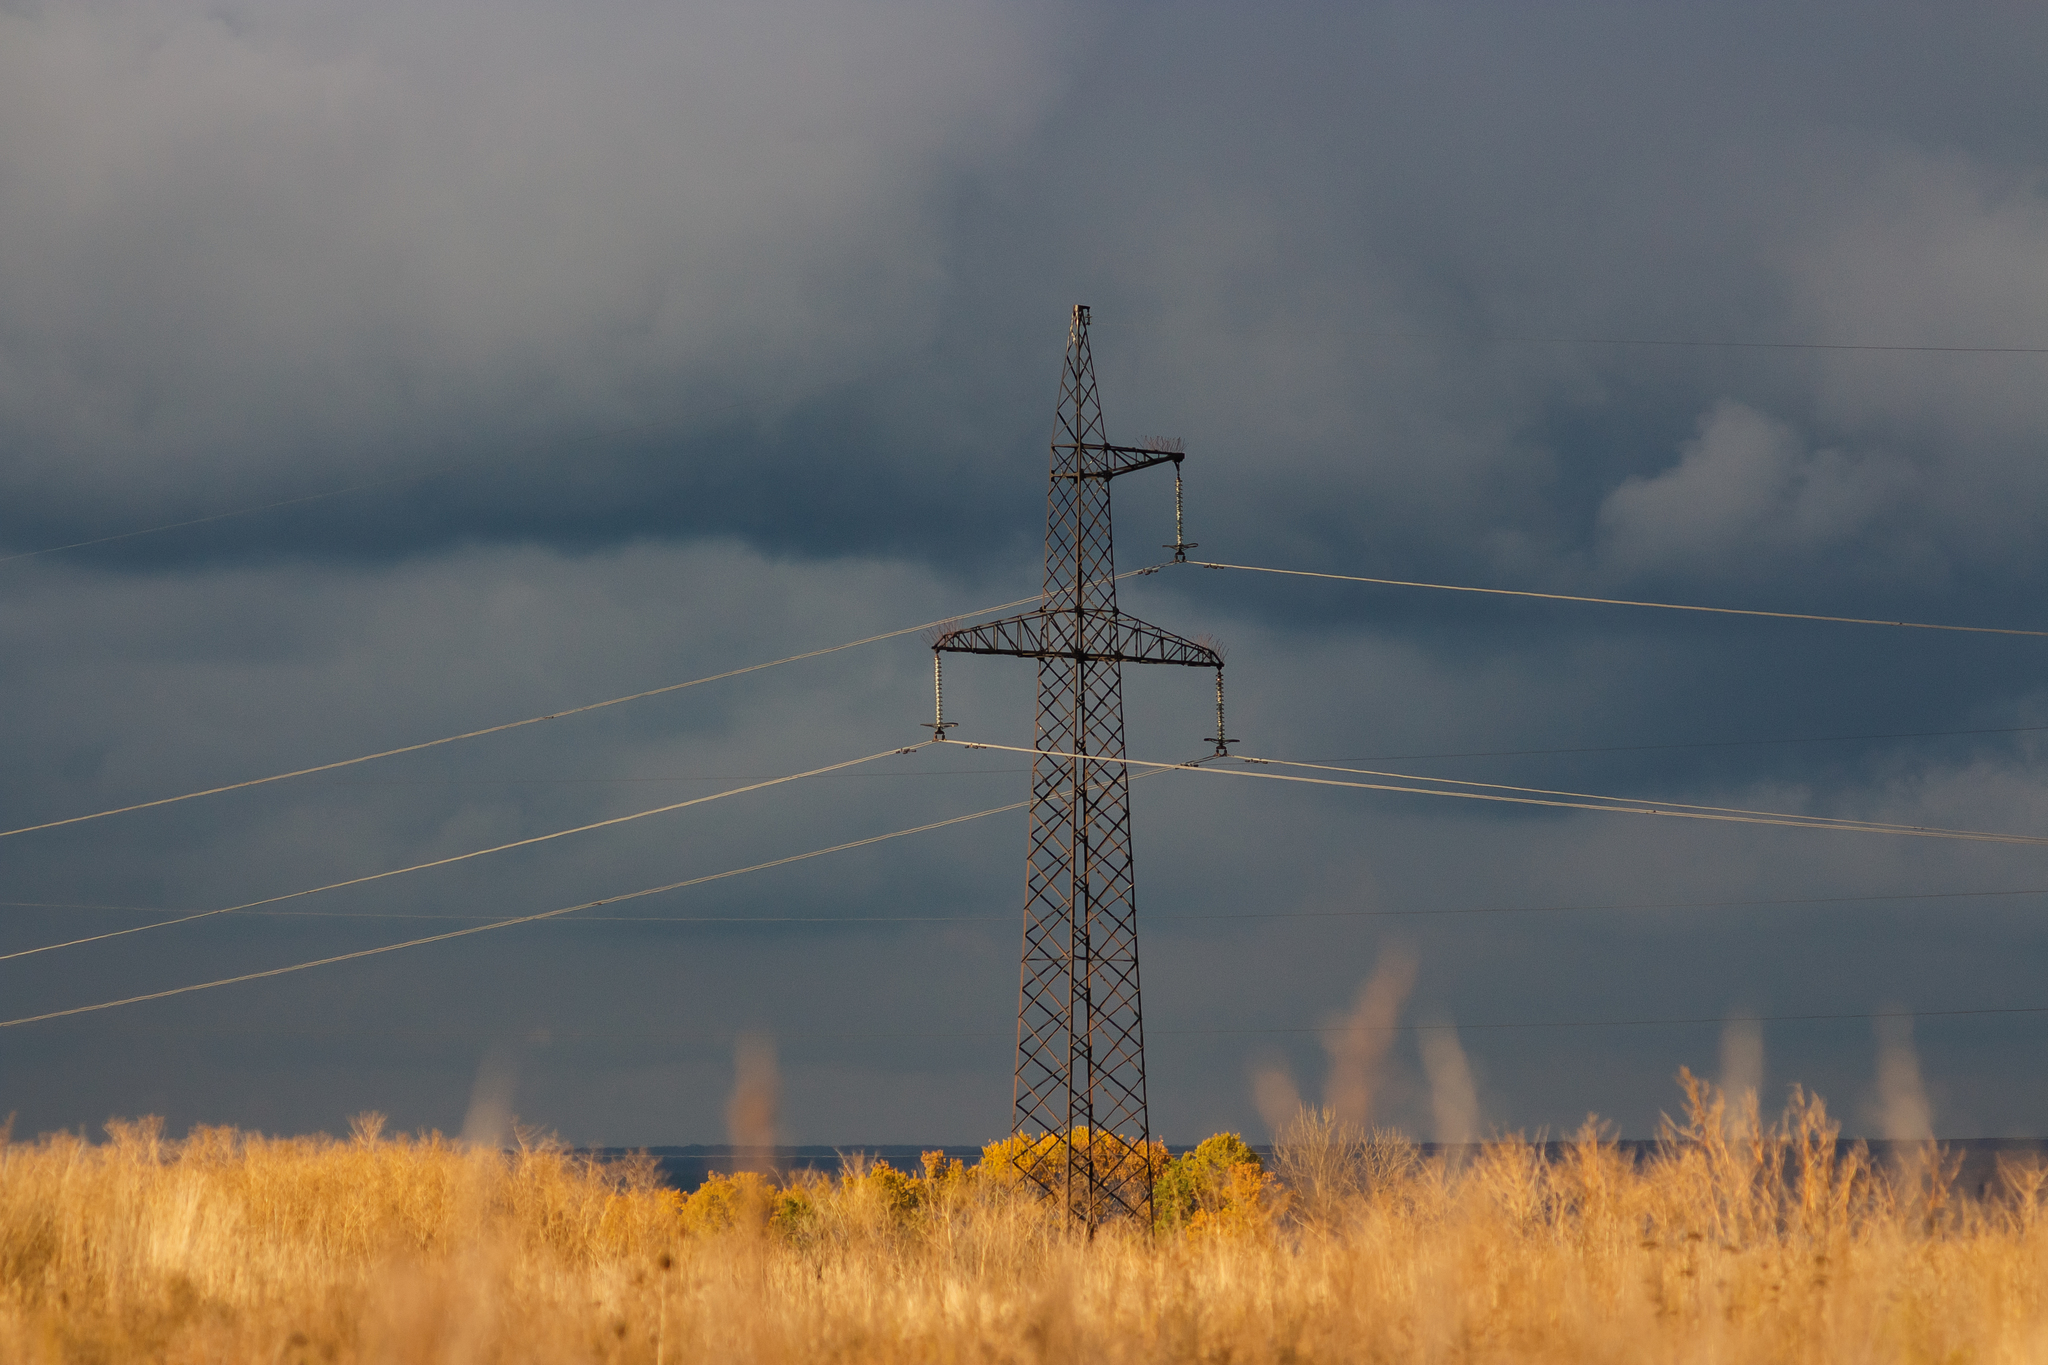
[1209,667,1235,756]
[1166,460,1198,563]
[929,651,957,741]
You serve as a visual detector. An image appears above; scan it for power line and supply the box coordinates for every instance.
[1207,752,2048,845]
[14,881,2048,925]
[0,757,1224,1027]
[1471,335,2048,356]
[1161,1003,2048,1038]
[1320,724,2048,764]
[208,723,2048,789]
[554,1003,2048,1041]
[51,548,2019,850]
[1098,317,2048,357]
[1161,884,2048,921]
[20,713,2030,825]
[0,794,1027,1030]
[0,745,923,963]
[1238,756,2013,840]
[10,733,2033,955]
[954,741,2048,847]
[313,768,1030,787]
[1182,561,2048,639]
[0,575,1169,841]
[78,1002,2048,1045]
[195,722,2048,789]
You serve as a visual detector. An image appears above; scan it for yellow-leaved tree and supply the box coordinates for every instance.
[1153,1132,1278,1234]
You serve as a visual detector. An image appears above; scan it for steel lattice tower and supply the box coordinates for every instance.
[934,305,1223,1226]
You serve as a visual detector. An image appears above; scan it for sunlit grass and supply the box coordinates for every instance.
[1,1075,2043,1362]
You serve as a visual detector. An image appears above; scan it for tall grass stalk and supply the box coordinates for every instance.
[1,1075,2043,1362]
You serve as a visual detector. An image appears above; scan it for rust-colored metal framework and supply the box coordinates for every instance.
[934,305,1222,1226]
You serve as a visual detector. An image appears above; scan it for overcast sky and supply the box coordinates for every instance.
[4,0,2048,1148]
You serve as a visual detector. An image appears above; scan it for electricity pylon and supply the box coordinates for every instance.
[934,305,1225,1227]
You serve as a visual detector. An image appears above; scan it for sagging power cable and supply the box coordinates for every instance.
[1312,723,2048,764]
[0,569,1157,843]
[1095,318,2048,356]
[0,753,1220,1031]
[0,793,1002,1029]
[90,721,2041,791]
[0,755,1217,1027]
[115,1001,2048,1045]
[1160,1001,2048,1038]
[954,741,2048,847]
[0,745,924,963]
[1235,757,2014,841]
[1183,561,2048,639]
[15,880,2048,925]
[1433,334,2048,357]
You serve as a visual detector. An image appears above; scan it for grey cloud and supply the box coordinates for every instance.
[1598,401,1917,581]
[2,1,2044,590]
[0,0,1068,517]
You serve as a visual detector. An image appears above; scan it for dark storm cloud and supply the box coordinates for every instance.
[0,0,1073,555]
[5,1,2044,585]
[3,1,2048,1145]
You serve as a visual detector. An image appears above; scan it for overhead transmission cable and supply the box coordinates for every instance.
[1311,723,2048,765]
[0,795,999,1029]
[954,742,2048,847]
[1154,1001,2048,1038]
[1425,335,2048,357]
[92,721,2042,791]
[96,1002,2048,1045]
[0,568,1153,843]
[50,547,2028,846]
[0,755,1209,1028]
[0,745,923,963]
[1178,561,2048,639]
[1231,756,2019,841]
[19,881,2044,926]
[1098,319,2048,357]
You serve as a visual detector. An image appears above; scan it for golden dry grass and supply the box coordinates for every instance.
[1,1076,2044,1364]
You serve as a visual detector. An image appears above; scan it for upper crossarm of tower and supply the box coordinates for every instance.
[1050,443,1186,481]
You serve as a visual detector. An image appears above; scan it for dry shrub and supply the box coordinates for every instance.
[0,1081,2045,1362]
[1273,1105,1418,1228]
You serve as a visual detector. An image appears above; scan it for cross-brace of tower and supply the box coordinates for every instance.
[933,305,1226,1227]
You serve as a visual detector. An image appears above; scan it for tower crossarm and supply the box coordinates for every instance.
[1050,444,1186,481]
[934,610,1223,668]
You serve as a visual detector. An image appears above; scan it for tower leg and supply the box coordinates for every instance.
[1016,656,1148,1225]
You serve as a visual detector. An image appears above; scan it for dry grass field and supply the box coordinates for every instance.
[1,1074,2043,1364]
